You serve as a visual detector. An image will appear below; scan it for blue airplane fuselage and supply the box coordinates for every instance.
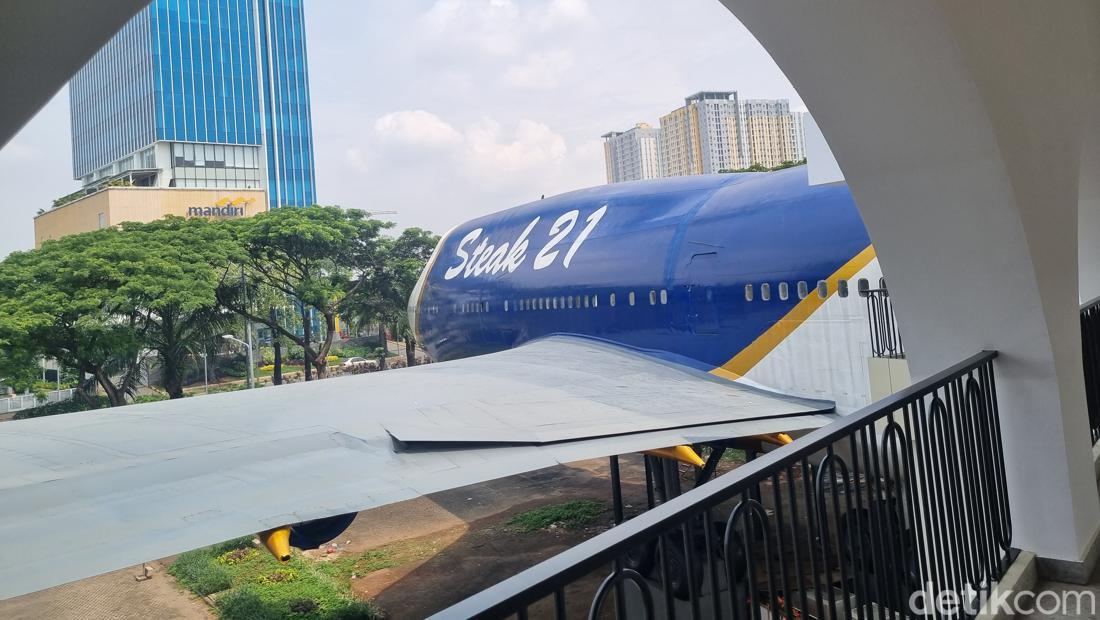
[410,166,870,373]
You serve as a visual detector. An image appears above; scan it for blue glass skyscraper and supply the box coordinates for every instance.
[69,0,316,209]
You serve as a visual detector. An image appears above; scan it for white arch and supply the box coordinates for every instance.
[720,0,1100,574]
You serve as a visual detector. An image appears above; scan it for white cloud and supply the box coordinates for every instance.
[419,0,522,55]
[374,110,463,148]
[344,147,370,173]
[0,141,37,165]
[540,0,594,27]
[372,110,568,181]
[464,117,567,177]
[417,0,593,56]
[504,50,574,89]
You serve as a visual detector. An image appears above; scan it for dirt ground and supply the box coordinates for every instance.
[333,457,657,619]
[0,455,674,620]
[0,561,213,620]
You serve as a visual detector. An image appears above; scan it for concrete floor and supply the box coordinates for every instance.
[1020,575,1100,619]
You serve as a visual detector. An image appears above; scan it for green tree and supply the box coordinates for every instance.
[346,227,438,367]
[0,347,42,395]
[217,206,388,379]
[0,231,149,406]
[119,218,240,398]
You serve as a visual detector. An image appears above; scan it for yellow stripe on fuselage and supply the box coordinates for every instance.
[710,245,877,381]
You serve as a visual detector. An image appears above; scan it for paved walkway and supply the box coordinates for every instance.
[0,561,212,620]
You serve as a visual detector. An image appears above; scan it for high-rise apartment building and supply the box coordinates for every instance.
[601,123,662,183]
[659,91,744,176]
[740,99,805,168]
[68,0,316,209]
[622,91,806,183]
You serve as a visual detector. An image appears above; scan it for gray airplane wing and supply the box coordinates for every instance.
[0,335,834,599]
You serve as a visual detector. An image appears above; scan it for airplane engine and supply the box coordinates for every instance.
[259,512,358,562]
[289,512,358,549]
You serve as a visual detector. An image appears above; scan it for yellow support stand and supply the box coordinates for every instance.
[748,433,794,447]
[643,445,706,468]
[259,526,292,562]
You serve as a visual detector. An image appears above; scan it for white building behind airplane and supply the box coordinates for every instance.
[601,122,662,183]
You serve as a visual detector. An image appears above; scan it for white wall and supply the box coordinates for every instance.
[721,0,1100,565]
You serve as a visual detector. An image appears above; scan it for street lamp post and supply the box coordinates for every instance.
[222,335,255,389]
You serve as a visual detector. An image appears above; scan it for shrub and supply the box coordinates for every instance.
[169,549,233,595]
[12,395,109,419]
[217,547,260,566]
[216,587,281,620]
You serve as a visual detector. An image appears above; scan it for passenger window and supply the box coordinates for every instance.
[797,281,808,299]
[779,282,789,301]
[593,295,599,308]
[761,283,771,301]
[610,293,617,307]
[817,280,828,299]
[575,295,581,308]
[649,290,657,305]
[838,280,849,298]
[744,284,754,301]
[660,290,668,305]
[583,295,590,308]
[857,278,870,297]
[552,297,558,310]
[504,300,509,312]
[484,301,489,312]
[629,292,636,306]
[567,296,574,309]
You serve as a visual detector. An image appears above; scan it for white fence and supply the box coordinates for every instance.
[0,388,78,414]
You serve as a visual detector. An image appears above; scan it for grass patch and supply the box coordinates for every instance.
[169,537,381,620]
[316,550,396,583]
[506,500,607,533]
[721,448,746,463]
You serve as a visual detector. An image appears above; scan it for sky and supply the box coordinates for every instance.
[0,0,804,259]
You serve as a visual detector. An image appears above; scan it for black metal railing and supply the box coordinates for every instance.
[1081,298,1100,443]
[438,351,1010,619]
[861,279,905,359]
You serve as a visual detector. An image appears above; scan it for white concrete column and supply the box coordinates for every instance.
[719,0,1100,569]
[1080,106,1100,305]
